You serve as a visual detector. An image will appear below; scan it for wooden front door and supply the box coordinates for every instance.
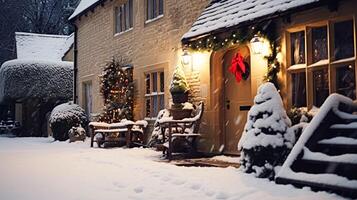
[223,47,252,154]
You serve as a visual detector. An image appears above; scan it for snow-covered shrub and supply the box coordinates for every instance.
[68,125,86,143]
[0,59,73,102]
[287,107,313,126]
[49,102,89,141]
[238,83,294,179]
[147,109,170,148]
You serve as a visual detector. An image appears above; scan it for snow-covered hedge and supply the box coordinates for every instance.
[0,59,73,102]
[49,102,89,141]
[238,83,295,179]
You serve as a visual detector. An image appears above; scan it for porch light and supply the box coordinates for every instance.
[182,50,191,65]
[250,34,264,54]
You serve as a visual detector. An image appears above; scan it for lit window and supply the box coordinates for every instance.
[145,71,165,118]
[291,72,306,107]
[115,0,133,34]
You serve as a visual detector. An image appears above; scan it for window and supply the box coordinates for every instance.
[145,71,165,118]
[312,68,329,107]
[311,26,328,63]
[290,31,305,65]
[291,72,307,107]
[115,0,133,34]
[288,18,356,108]
[147,0,163,21]
[83,82,93,116]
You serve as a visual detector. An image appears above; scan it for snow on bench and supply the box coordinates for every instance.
[330,122,357,129]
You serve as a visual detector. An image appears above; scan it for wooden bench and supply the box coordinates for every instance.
[89,120,147,148]
[158,102,204,160]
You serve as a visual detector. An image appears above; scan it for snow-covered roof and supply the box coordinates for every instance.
[183,0,320,40]
[0,59,73,103]
[69,0,102,20]
[15,32,74,61]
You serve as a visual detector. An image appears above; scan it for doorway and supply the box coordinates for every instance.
[222,46,252,154]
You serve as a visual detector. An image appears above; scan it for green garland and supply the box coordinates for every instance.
[184,22,281,90]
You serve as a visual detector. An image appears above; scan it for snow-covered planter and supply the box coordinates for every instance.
[68,125,86,143]
[0,59,73,102]
[238,83,295,179]
[49,102,89,141]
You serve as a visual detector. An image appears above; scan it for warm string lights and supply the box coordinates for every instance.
[184,22,281,90]
[99,58,134,123]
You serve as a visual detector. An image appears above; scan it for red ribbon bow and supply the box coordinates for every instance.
[229,53,246,83]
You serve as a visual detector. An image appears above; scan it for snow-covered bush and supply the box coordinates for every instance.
[68,125,86,143]
[49,102,89,141]
[238,83,295,179]
[0,59,73,102]
[147,109,170,148]
[287,107,313,126]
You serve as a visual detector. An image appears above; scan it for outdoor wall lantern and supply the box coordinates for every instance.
[182,49,192,65]
[250,34,264,54]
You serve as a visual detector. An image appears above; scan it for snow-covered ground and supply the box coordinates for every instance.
[0,137,346,200]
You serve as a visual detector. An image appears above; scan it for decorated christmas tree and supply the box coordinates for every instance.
[99,58,134,123]
[238,82,294,179]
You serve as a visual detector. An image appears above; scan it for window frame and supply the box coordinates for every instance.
[144,70,165,119]
[114,0,133,35]
[145,0,164,23]
[287,16,357,109]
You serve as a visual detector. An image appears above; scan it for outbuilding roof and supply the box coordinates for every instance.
[15,32,74,61]
[182,0,320,40]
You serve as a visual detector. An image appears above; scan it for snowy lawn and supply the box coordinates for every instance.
[0,137,346,200]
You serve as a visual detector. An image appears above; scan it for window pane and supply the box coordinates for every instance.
[336,64,356,99]
[152,72,158,92]
[160,72,164,92]
[159,95,164,111]
[153,0,157,18]
[159,0,163,15]
[291,72,307,107]
[125,1,130,30]
[145,98,151,117]
[334,20,354,60]
[291,31,305,65]
[129,0,133,28]
[312,26,328,63]
[146,74,150,94]
[147,0,153,20]
[313,68,329,107]
[115,7,121,33]
[152,96,158,117]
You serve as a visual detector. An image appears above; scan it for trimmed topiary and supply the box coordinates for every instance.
[49,102,89,141]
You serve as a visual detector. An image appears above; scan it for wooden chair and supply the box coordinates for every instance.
[158,102,204,160]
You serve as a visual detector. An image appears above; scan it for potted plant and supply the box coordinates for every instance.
[169,66,193,119]
[170,65,190,104]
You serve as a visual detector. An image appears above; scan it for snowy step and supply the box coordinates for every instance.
[311,137,357,155]
[325,127,357,139]
[330,122,357,129]
[275,172,357,198]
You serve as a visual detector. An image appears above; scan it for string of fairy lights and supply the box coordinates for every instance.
[99,58,134,123]
[183,22,281,90]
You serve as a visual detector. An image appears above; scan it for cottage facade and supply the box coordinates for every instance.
[72,0,357,154]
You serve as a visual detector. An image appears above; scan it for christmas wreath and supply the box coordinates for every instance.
[229,52,250,83]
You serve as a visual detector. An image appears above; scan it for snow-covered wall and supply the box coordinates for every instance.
[0,59,74,103]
